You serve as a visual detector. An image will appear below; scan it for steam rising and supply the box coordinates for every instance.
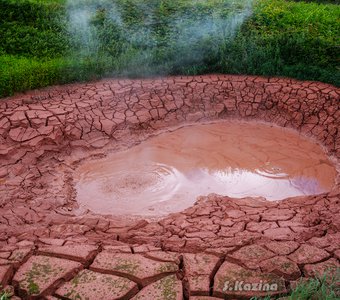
[66,0,254,76]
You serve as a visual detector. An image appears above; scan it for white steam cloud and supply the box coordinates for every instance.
[66,0,254,75]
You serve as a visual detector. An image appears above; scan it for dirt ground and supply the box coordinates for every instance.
[0,75,339,299]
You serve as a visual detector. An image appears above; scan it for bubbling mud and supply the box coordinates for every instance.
[74,121,337,217]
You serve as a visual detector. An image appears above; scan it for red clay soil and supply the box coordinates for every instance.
[0,75,339,299]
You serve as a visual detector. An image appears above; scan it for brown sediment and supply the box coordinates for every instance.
[0,75,339,299]
[75,121,336,216]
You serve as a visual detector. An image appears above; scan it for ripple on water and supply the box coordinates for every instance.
[74,121,337,217]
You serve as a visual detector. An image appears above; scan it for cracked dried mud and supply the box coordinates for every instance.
[0,75,339,299]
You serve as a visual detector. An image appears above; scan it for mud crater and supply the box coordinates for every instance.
[73,120,337,217]
[0,75,339,252]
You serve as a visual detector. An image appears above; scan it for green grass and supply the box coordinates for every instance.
[0,291,9,300]
[251,268,340,300]
[288,273,340,300]
[0,0,339,98]
[223,0,340,83]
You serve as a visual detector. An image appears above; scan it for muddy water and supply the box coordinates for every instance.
[74,122,337,217]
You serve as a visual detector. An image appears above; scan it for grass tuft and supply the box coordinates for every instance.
[251,268,340,300]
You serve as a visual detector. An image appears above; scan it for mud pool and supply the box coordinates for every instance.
[73,121,336,217]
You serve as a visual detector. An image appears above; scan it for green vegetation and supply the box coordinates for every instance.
[0,291,10,300]
[251,268,340,300]
[0,0,339,97]
[227,0,340,85]
[288,272,340,300]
